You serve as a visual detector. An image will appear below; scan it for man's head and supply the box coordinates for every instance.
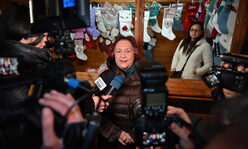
[0,2,48,48]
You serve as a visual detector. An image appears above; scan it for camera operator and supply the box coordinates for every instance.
[40,90,112,149]
[211,60,248,100]
[169,92,248,149]
[134,59,220,149]
[0,2,53,74]
[167,106,194,149]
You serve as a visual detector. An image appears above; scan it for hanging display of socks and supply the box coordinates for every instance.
[68,0,240,60]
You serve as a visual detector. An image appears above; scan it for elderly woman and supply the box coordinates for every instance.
[171,21,213,80]
[97,35,141,149]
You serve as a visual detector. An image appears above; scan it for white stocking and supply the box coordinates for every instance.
[74,39,87,61]
[119,10,134,37]
[144,11,151,42]
[161,8,176,40]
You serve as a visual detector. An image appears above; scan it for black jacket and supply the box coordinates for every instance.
[0,40,53,75]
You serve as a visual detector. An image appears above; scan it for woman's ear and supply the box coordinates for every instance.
[134,48,140,58]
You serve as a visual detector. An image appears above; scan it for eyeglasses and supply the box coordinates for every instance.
[190,28,202,32]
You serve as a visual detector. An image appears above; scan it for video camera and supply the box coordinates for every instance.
[203,53,248,93]
[133,59,182,147]
[29,0,90,57]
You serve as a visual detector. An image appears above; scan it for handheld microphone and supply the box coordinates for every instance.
[93,71,115,95]
[64,77,91,93]
[105,75,124,95]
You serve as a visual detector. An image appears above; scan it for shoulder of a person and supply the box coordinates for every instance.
[197,38,210,46]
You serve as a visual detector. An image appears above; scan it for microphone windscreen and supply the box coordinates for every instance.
[110,76,124,90]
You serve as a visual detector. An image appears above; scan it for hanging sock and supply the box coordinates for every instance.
[197,0,207,22]
[144,11,151,42]
[119,9,134,37]
[83,32,98,49]
[172,3,184,32]
[143,37,157,59]
[74,39,87,61]
[204,0,216,32]
[128,3,136,26]
[161,8,176,40]
[98,37,114,56]
[102,7,118,31]
[184,2,200,32]
[147,1,162,33]
[217,4,232,34]
[87,7,100,37]
[95,8,110,38]
[108,27,119,41]
[72,28,86,39]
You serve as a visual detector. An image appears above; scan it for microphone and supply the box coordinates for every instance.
[105,75,124,95]
[93,71,115,95]
[64,77,91,93]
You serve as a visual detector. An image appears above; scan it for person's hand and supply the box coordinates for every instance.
[40,90,85,149]
[192,69,197,75]
[92,95,112,112]
[42,107,62,149]
[39,90,83,123]
[221,63,248,99]
[171,68,176,72]
[222,88,241,99]
[167,106,194,149]
[118,131,134,145]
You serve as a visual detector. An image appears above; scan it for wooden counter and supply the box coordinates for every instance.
[166,78,214,115]
[76,72,215,115]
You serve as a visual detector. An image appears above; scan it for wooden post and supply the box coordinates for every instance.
[230,0,248,54]
[134,0,145,58]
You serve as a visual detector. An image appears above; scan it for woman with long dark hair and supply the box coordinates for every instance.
[171,21,213,80]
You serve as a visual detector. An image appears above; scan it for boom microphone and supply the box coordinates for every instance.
[105,75,124,95]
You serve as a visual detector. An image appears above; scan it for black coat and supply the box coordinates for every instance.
[0,40,53,75]
[97,57,141,149]
[0,40,54,107]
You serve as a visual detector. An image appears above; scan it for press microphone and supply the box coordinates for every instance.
[64,77,91,93]
[93,71,115,95]
[105,75,124,95]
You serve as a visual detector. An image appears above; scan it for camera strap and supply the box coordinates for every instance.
[180,45,199,72]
